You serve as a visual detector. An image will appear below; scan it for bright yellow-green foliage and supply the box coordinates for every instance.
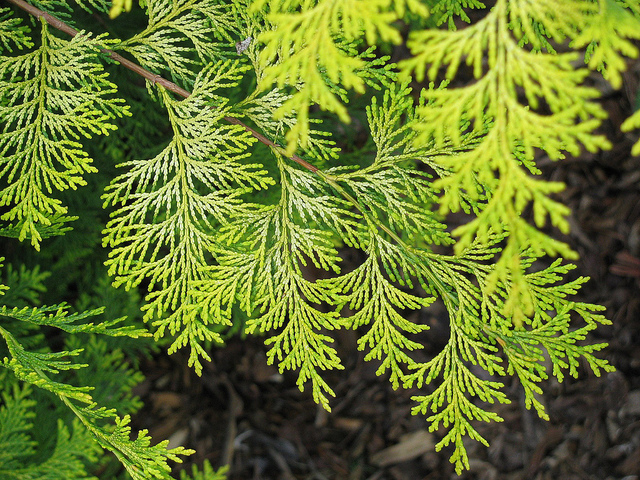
[250,0,640,326]
[399,0,640,321]
[102,61,273,373]
[117,0,236,83]
[0,0,635,475]
[0,20,129,250]
[250,0,422,151]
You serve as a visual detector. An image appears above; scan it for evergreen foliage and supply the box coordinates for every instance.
[0,259,196,479]
[1,0,633,475]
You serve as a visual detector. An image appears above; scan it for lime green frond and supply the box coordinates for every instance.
[103,60,272,374]
[365,82,416,159]
[262,292,343,411]
[0,303,148,337]
[399,243,614,474]
[572,0,640,89]
[329,82,452,247]
[189,170,361,326]
[316,86,488,396]
[236,164,345,409]
[408,332,507,474]
[117,0,239,85]
[0,23,129,250]
[239,87,341,164]
[191,157,350,409]
[398,0,624,315]
[323,238,433,390]
[252,0,428,19]
[342,166,451,245]
[484,301,614,419]
[0,214,76,242]
[506,0,592,47]
[251,0,402,153]
[480,256,613,399]
[0,319,95,403]
[253,0,402,46]
[81,413,193,480]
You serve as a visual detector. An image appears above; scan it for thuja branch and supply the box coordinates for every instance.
[9,0,430,240]
[5,0,319,174]
[5,0,457,305]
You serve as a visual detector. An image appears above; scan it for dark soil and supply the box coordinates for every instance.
[131,67,640,480]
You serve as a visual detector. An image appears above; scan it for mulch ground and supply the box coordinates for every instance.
[131,67,640,480]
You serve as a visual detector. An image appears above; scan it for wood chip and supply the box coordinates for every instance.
[370,430,435,467]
